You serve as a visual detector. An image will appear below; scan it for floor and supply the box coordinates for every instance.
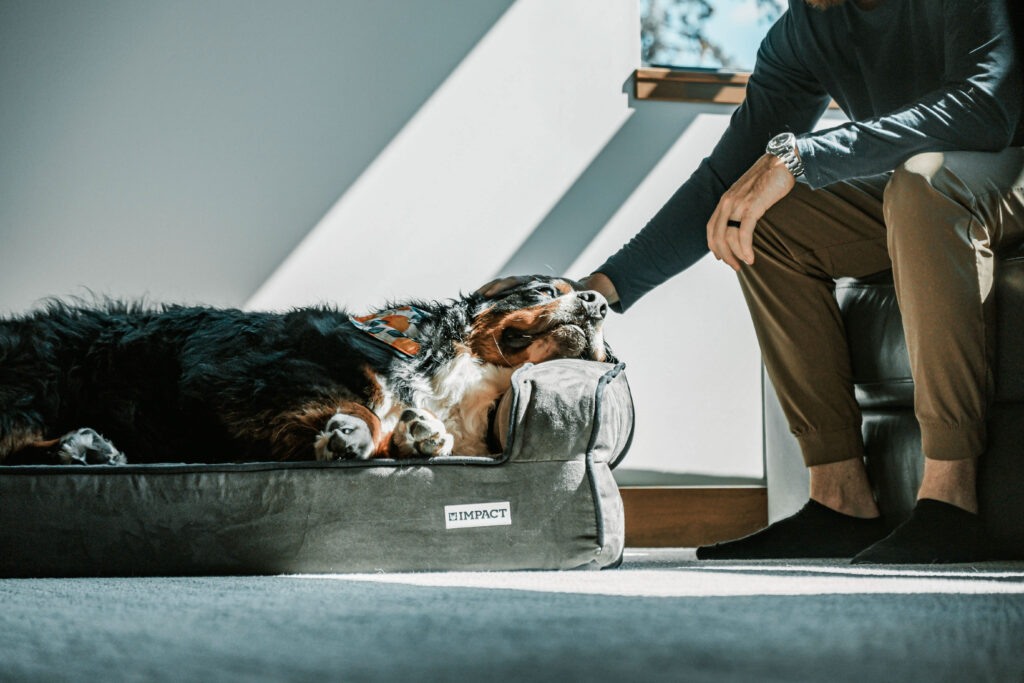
[2,549,1022,682]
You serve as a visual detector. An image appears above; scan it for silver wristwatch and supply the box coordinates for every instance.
[766,132,805,177]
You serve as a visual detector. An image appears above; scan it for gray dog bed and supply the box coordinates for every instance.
[0,360,633,576]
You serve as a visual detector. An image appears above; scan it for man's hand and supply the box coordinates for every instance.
[707,153,796,272]
[475,274,546,297]
[581,272,618,305]
[476,272,619,305]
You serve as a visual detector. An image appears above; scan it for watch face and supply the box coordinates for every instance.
[769,132,795,154]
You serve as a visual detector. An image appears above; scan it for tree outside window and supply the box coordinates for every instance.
[641,0,787,71]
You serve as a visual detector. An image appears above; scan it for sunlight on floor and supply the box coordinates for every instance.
[289,548,1024,598]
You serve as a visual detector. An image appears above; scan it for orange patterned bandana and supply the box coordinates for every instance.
[349,306,426,357]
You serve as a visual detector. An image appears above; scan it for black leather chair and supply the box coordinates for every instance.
[764,243,1024,558]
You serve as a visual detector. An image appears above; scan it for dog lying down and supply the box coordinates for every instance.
[0,277,614,466]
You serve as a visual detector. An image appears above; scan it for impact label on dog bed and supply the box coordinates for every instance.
[444,502,512,529]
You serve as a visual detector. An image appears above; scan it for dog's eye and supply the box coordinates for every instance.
[536,285,558,298]
[341,427,354,435]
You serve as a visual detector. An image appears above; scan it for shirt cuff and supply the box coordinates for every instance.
[795,134,829,190]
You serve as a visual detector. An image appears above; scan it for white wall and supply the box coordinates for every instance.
[0,0,515,312]
[0,0,767,481]
[245,0,640,311]
[568,108,764,481]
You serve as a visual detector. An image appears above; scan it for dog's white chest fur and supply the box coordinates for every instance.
[374,350,514,456]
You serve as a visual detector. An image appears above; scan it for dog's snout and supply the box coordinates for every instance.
[328,432,346,453]
[578,291,608,320]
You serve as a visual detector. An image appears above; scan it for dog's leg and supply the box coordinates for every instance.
[389,408,454,458]
[2,428,126,465]
[49,428,126,465]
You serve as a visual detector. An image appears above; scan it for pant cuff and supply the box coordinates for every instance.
[795,425,864,467]
[920,419,986,460]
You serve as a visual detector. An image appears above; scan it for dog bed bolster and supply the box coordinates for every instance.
[0,360,632,576]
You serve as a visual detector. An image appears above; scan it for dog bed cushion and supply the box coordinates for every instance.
[0,359,633,576]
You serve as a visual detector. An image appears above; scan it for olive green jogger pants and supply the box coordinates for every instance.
[739,149,1024,467]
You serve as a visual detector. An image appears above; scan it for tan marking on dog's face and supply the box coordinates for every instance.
[468,277,608,367]
[468,300,559,366]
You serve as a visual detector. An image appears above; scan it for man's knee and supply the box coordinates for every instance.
[883,152,977,252]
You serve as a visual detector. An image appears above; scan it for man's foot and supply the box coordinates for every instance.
[851,499,987,564]
[696,500,889,560]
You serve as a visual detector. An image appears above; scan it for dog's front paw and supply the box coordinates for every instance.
[54,428,126,465]
[391,408,454,458]
[316,413,375,461]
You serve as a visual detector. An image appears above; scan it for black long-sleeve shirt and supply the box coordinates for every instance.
[598,0,1023,312]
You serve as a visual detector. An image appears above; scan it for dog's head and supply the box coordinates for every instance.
[467,277,615,367]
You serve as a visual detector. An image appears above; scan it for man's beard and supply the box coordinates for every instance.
[805,0,848,8]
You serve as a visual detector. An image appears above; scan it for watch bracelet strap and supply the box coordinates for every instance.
[776,148,805,177]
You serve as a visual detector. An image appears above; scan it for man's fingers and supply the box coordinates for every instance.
[475,278,505,296]
[476,274,544,297]
[717,223,742,272]
[724,214,757,268]
[475,276,519,296]
[709,203,737,270]
[707,205,721,257]
[738,215,757,265]
[723,227,746,271]
[714,203,744,271]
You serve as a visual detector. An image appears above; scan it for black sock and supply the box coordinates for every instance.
[696,500,889,560]
[851,499,987,564]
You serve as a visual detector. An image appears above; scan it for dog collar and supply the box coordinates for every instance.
[349,306,426,357]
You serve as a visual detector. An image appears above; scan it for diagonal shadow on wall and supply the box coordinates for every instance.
[0,0,517,313]
[494,90,725,278]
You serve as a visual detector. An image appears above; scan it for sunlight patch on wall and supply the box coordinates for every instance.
[569,112,764,479]
[246,0,638,312]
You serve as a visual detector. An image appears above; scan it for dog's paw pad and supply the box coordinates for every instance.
[316,413,374,461]
[55,428,126,465]
[394,408,454,457]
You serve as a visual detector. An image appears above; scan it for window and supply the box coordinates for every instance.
[640,0,786,72]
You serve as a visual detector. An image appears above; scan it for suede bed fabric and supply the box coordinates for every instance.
[0,360,631,577]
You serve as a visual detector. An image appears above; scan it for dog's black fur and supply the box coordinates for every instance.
[0,277,612,465]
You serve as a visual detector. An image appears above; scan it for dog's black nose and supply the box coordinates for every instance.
[328,432,361,458]
[578,291,608,319]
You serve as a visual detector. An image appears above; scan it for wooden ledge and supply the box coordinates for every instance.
[635,68,750,104]
[634,67,839,109]
[620,486,767,547]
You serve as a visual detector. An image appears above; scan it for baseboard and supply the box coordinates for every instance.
[620,486,768,548]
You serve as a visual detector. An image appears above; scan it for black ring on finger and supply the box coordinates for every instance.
[726,219,742,228]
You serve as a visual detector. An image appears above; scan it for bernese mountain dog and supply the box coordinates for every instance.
[0,277,612,466]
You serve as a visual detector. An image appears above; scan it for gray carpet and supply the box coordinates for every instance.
[2,550,1022,682]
